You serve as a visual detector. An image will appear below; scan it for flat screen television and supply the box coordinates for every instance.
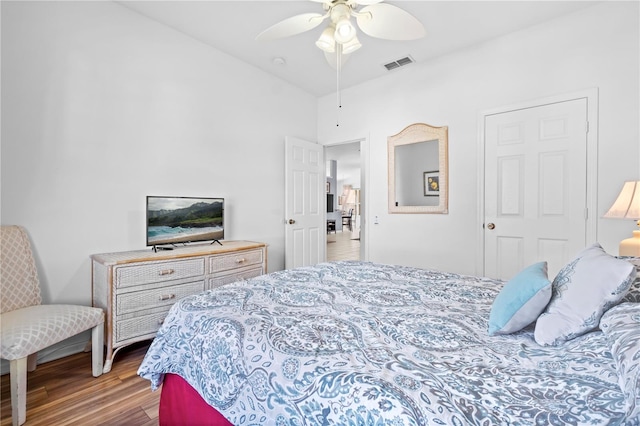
[146,196,224,249]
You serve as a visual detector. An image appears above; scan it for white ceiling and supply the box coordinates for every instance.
[116,1,599,97]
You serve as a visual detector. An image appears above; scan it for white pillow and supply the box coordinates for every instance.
[534,243,636,346]
[619,256,640,303]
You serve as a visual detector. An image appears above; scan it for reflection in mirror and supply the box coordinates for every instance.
[395,140,440,206]
[388,123,448,214]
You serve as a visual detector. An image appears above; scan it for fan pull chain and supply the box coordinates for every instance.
[336,44,342,127]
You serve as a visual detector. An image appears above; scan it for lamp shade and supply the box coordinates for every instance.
[334,18,356,44]
[341,35,362,54]
[604,180,640,219]
[315,25,336,53]
[604,180,640,256]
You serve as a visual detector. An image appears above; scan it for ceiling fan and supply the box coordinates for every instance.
[256,0,426,66]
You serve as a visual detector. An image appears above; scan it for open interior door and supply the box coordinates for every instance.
[285,136,325,269]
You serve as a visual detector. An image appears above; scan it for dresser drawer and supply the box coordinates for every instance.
[208,249,263,273]
[115,311,168,343]
[116,258,205,288]
[116,280,204,316]
[208,265,264,289]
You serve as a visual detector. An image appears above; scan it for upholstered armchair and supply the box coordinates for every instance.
[0,225,104,426]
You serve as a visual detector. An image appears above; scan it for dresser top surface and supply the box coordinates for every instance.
[91,240,266,265]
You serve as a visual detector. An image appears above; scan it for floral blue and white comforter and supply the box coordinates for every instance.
[138,261,629,425]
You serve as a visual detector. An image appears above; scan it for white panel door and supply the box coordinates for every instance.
[484,99,588,279]
[285,136,325,269]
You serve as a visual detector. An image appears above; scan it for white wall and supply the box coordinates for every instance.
[318,2,639,275]
[1,0,317,309]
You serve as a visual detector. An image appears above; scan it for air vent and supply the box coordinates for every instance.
[383,56,415,71]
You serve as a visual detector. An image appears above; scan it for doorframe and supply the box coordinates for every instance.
[475,88,599,276]
[323,136,370,262]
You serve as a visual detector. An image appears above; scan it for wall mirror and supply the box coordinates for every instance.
[388,123,449,214]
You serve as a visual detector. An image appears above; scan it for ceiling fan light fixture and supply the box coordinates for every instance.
[315,25,336,53]
[341,35,361,54]
[334,18,356,44]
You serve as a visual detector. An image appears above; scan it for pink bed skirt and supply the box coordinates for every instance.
[160,373,234,426]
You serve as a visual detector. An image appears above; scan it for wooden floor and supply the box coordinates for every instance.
[0,342,158,426]
[327,229,360,261]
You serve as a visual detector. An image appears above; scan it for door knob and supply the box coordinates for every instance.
[487,223,495,230]
[288,219,296,224]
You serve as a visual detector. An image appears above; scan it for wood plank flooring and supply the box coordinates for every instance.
[327,230,360,261]
[0,342,158,426]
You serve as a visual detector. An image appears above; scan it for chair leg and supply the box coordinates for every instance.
[91,323,104,377]
[9,357,27,426]
[26,353,37,372]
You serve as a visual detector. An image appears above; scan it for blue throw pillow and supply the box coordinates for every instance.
[488,261,552,336]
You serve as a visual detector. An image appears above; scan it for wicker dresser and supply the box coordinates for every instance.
[91,241,267,373]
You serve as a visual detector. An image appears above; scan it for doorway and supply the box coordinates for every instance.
[326,141,362,261]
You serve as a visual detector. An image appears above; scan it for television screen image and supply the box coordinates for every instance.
[146,196,224,247]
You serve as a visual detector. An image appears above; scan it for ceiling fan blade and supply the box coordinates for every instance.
[352,0,384,5]
[256,13,325,41]
[356,3,426,40]
[324,50,351,70]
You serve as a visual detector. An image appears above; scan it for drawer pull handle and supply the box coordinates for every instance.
[158,317,166,325]
[235,258,246,264]
[159,294,176,301]
[159,269,175,276]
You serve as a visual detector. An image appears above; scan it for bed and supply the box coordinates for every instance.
[138,246,640,425]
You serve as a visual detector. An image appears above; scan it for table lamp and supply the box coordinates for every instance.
[604,180,640,256]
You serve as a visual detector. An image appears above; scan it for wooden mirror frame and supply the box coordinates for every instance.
[388,123,449,214]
